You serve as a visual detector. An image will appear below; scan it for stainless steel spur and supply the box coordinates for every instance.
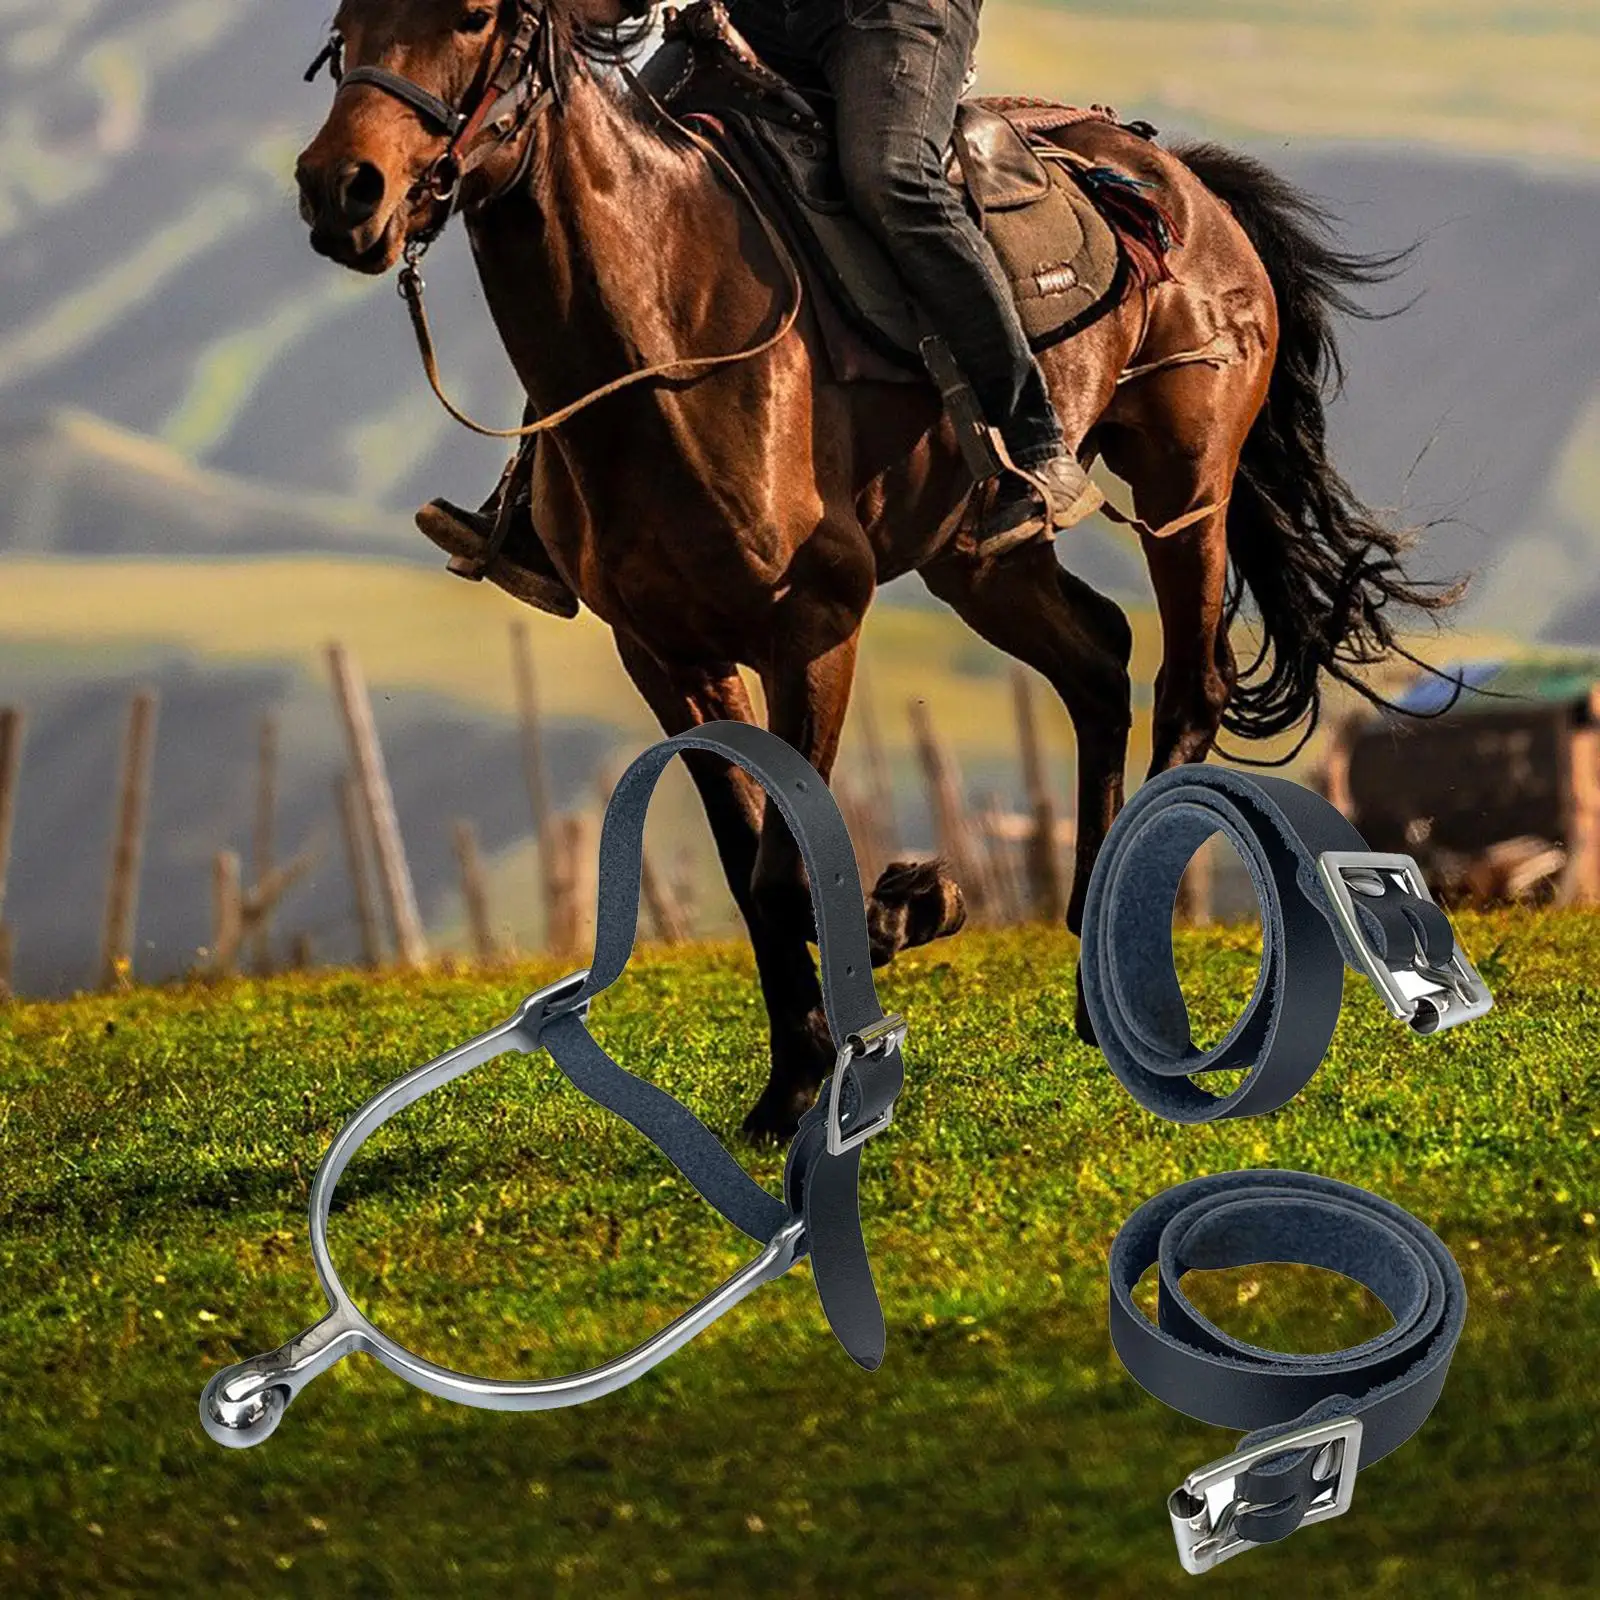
[200,723,906,1448]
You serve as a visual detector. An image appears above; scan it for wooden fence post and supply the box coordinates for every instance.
[1011,667,1065,922]
[337,772,384,968]
[0,707,23,1000]
[211,850,244,976]
[546,812,598,957]
[452,819,498,962]
[1174,838,1215,927]
[327,643,427,968]
[251,714,279,975]
[594,762,687,945]
[833,776,879,888]
[976,794,1025,925]
[908,698,989,918]
[510,621,562,944]
[671,847,699,938]
[854,666,899,878]
[100,690,158,990]
[1567,722,1600,905]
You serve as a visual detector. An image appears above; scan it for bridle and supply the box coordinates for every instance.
[305,0,557,254]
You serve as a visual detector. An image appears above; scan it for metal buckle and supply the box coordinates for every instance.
[1316,851,1494,1034]
[511,968,591,1041]
[1168,1416,1363,1575]
[825,1013,907,1156]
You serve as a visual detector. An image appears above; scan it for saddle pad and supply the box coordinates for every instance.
[733,105,1127,367]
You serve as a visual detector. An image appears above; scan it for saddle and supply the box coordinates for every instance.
[639,1,1168,381]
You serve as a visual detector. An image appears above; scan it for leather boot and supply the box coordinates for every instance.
[975,450,1105,560]
[415,464,579,620]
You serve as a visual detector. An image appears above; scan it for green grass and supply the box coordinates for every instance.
[2,914,1597,1596]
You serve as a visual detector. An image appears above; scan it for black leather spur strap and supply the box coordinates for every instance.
[198,724,904,1449]
[1078,767,1493,1124]
[540,720,906,1370]
[1109,1169,1467,1573]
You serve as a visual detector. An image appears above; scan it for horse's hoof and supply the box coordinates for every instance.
[1074,982,1098,1048]
[741,1083,814,1145]
[867,859,967,967]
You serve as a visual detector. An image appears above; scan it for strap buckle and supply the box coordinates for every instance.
[512,968,592,1042]
[825,1013,907,1156]
[1316,851,1494,1034]
[1168,1416,1363,1575]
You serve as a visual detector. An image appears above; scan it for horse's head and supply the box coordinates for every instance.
[295,0,640,273]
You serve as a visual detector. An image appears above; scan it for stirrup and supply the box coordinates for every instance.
[200,723,906,1449]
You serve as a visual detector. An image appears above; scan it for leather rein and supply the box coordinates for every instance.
[305,3,803,442]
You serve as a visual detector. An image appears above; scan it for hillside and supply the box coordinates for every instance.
[0,407,420,559]
[1,918,1595,1594]
[1,3,1598,631]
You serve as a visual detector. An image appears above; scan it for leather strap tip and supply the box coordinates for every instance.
[840,1331,886,1372]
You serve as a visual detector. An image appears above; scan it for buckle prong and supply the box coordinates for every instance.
[825,1013,906,1156]
[1169,1416,1363,1574]
[1316,851,1493,1033]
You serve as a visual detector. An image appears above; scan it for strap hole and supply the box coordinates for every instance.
[845,965,855,977]
[795,779,809,793]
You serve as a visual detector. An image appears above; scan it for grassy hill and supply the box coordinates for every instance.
[1,915,1596,1595]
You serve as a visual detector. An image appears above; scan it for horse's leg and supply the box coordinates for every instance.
[920,541,1134,941]
[612,635,831,1140]
[738,626,873,1132]
[1098,425,1243,774]
[1096,329,1270,774]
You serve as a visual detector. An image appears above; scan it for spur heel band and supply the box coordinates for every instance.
[1078,767,1493,1123]
[1109,1169,1467,1573]
[200,721,905,1450]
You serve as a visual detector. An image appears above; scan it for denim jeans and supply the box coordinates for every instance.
[727,0,1065,466]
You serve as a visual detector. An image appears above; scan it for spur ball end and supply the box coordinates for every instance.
[200,1366,288,1450]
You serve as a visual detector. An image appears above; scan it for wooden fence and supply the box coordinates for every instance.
[0,632,1226,999]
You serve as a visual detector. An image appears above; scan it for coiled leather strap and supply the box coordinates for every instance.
[1110,1170,1466,1550]
[538,721,904,1369]
[1079,767,1473,1123]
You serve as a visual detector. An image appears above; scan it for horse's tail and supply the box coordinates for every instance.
[1171,140,1462,748]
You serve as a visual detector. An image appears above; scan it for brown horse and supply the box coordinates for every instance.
[296,0,1449,1136]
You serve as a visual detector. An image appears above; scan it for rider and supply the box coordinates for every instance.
[419,0,1098,610]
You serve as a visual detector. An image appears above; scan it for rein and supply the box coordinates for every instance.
[307,4,805,443]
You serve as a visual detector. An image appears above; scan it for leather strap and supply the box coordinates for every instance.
[340,66,466,137]
[1110,1169,1466,1548]
[1078,767,1464,1123]
[531,722,903,1370]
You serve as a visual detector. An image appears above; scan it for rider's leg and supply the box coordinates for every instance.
[817,0,1099,545]
[414,423,579,619]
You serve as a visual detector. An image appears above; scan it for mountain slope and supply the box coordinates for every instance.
[0,407,419,558]
[3,3,1600,636]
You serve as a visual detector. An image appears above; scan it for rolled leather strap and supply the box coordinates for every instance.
[1078,766,1488,1124]
[1110,1170,1466,1563]
[538,721,904,1369]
